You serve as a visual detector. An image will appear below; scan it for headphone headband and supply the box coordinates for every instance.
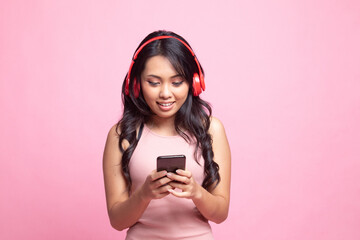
[125,35,205,97]
[133,36,195,60]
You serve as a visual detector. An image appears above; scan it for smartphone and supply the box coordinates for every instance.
[157,154,186,173]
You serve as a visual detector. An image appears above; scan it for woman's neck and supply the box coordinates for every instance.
[148,116,177,136]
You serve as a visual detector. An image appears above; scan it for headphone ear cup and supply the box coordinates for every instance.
[133,78,140,98]
[199,72,205,92]
[125,60,135,96]
[192,73,202,96]
[125,76,130,96]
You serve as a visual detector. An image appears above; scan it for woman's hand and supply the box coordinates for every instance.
[139,170,174,202]
[166,169,202,200]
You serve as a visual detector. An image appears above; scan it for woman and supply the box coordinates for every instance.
[103,30,231,239]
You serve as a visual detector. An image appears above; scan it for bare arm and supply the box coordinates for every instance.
[103,125,173,230]
[167,117,231,223]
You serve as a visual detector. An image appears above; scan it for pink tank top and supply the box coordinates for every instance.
[126,124,214,240]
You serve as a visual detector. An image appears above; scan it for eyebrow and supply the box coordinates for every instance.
[146,74,183,79]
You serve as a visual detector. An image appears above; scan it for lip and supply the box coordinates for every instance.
[157,101,175,111]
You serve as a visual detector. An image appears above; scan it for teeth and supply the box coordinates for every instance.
[159,102,173,107]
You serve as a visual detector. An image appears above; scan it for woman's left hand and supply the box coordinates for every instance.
[166,169,201,199]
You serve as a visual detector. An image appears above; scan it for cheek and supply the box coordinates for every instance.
[183,88,190,99]
[142,91,155,107]
[142,86,155,99]
[177,84,190,98]
[181,91,189,100]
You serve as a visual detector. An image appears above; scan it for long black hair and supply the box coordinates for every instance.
[117,30,220,193]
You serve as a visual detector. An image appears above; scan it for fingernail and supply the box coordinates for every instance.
[167,172,173,177]
[176,169,181,174]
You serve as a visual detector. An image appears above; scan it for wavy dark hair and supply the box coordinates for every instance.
[116,30,220,193]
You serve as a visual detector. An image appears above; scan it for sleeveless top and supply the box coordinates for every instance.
[126,124,214,240]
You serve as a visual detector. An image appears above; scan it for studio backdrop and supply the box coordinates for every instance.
[1,0,359,239]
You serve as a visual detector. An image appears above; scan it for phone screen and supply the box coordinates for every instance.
[157,155,186,172]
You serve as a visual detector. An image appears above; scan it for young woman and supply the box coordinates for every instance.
[103,30,231,239]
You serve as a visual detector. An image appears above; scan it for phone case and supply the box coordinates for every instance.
[157,154,186,172]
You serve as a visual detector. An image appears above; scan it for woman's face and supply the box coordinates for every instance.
[141,55,189,121]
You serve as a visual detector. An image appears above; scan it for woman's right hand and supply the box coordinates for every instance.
[139,170,173,202]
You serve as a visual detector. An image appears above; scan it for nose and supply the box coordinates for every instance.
[159,83,171,99]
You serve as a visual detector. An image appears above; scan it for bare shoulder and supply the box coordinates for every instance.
[208,116,230,158]
[208,116,230,161]
[209,116,226,136]
[106,123,129,151]
[107,124,120,139]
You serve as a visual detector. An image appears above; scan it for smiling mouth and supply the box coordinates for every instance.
[157,102,174,107]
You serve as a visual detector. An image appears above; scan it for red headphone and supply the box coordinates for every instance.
[125,35,205,98]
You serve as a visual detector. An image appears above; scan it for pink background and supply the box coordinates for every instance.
[1,0,360,239]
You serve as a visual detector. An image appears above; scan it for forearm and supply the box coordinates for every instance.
[167,170,230,223]
[108,188,150,231]
[192,186,229,224]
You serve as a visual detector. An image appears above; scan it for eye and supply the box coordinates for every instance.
[172,80,184,87]
[147,80,160,86]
